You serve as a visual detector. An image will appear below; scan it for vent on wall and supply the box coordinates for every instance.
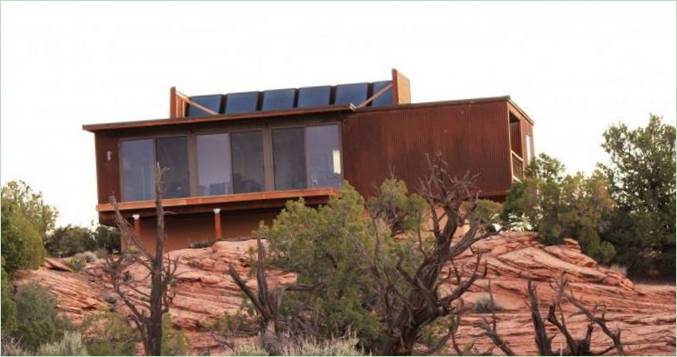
[170,69,411,118]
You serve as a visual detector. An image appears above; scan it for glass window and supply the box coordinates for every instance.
[272,127,307,190]
[306,125,341,188]
[197,133,232,196]
[157,136,190,198]
[121,139,155,201]
[231,131,265,193]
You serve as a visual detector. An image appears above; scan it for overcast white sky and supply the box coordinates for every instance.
[1,1,675,227]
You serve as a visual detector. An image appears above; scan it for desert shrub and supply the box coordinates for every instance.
[37,331,88,356]
[1,181,56,273]
[281,335,363,356]
[474,199,503,231]
[1,267,17,335]
[259,183,389,346]
[13,283,70,352]
[45,225,96,258]
[81,311,138,356]
[67,255,87,272]
[599,115,675,278]
[1,208,45,274]
[502,154,617,264]
[77,251,98,263]
[234,343,268,356]
[473,296,500,313]
[234,336,363,356]
[1,336,27,356]
[92,225,121,254]
[161,314,190,355]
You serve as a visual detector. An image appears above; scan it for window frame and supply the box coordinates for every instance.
[117,120,343,202]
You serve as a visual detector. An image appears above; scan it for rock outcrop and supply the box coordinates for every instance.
[13,232,675,355]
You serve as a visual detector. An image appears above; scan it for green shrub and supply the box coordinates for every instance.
[1,267,17,334]
[599,115,675,278]
[92,225,121,254]
[161,314,190,355]
[474,199,503,231]
[67,255,87,272]
[13,282,70,352]
[81,311,138,356]
[1,207,45,273]
[502,154,617,264]
[1,181,56,273]
[37,331,88,356]
[45,225,96,258]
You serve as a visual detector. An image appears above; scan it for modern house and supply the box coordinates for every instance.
[83,69,535,251]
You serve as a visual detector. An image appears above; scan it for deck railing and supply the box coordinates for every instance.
[512,151,524,181]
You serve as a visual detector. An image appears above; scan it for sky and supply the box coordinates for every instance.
[1,1,675,227]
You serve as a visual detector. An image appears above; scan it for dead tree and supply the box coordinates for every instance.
[105,164,179,356]
[478,277,624,356]
[362,155,501,355]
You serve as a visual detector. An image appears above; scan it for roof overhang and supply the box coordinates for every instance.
[83,105,355,132]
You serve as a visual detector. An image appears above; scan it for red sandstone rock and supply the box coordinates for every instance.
[13,232,675,355]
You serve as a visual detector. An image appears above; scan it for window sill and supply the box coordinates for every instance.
[97,187,337,213]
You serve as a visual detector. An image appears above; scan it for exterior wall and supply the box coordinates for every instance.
[342,100,512,199]
[136,209,278,252]
[92,98,520,251]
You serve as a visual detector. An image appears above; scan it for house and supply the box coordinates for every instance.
[83,69,535,251]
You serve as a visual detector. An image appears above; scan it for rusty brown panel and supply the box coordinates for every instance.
[392,69,411,104]
[94,133,120,205]
[510,121,522,154]
[134,209,279,251]
[342,100,512,200]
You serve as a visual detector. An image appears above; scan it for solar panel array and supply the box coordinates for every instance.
[186,80,394,117]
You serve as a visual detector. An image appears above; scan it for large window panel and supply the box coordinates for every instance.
[272,127,307,190]
[197,133,232,196]
[306,125,342,188]
[121,139,155,201]
[231,131,265,193]
[157,136,190,198]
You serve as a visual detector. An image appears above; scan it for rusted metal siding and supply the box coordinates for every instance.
[94,133,120,203]
[342,100,513,199]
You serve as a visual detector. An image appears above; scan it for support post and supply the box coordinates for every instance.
[132,214,141,237]
[213,208,222,241]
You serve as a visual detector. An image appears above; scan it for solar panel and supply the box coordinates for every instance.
[225,92,259,114]
[334,83,369,106]
[262,89,296,111]
[297,86,331,108]
[187,95,223,117]
[371,81,394,107]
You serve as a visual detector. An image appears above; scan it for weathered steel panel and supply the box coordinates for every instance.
[342,100,513,199]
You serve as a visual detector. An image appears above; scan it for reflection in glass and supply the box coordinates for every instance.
[197,134,232,196]
[121,139,155,201]
[306,125,341,188]
[273,128,306,190]
[231,131,265,193]
[157,136,190,198]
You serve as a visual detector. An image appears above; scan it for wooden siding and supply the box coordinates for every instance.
[343,100,513,199]
[94,133,120,203]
